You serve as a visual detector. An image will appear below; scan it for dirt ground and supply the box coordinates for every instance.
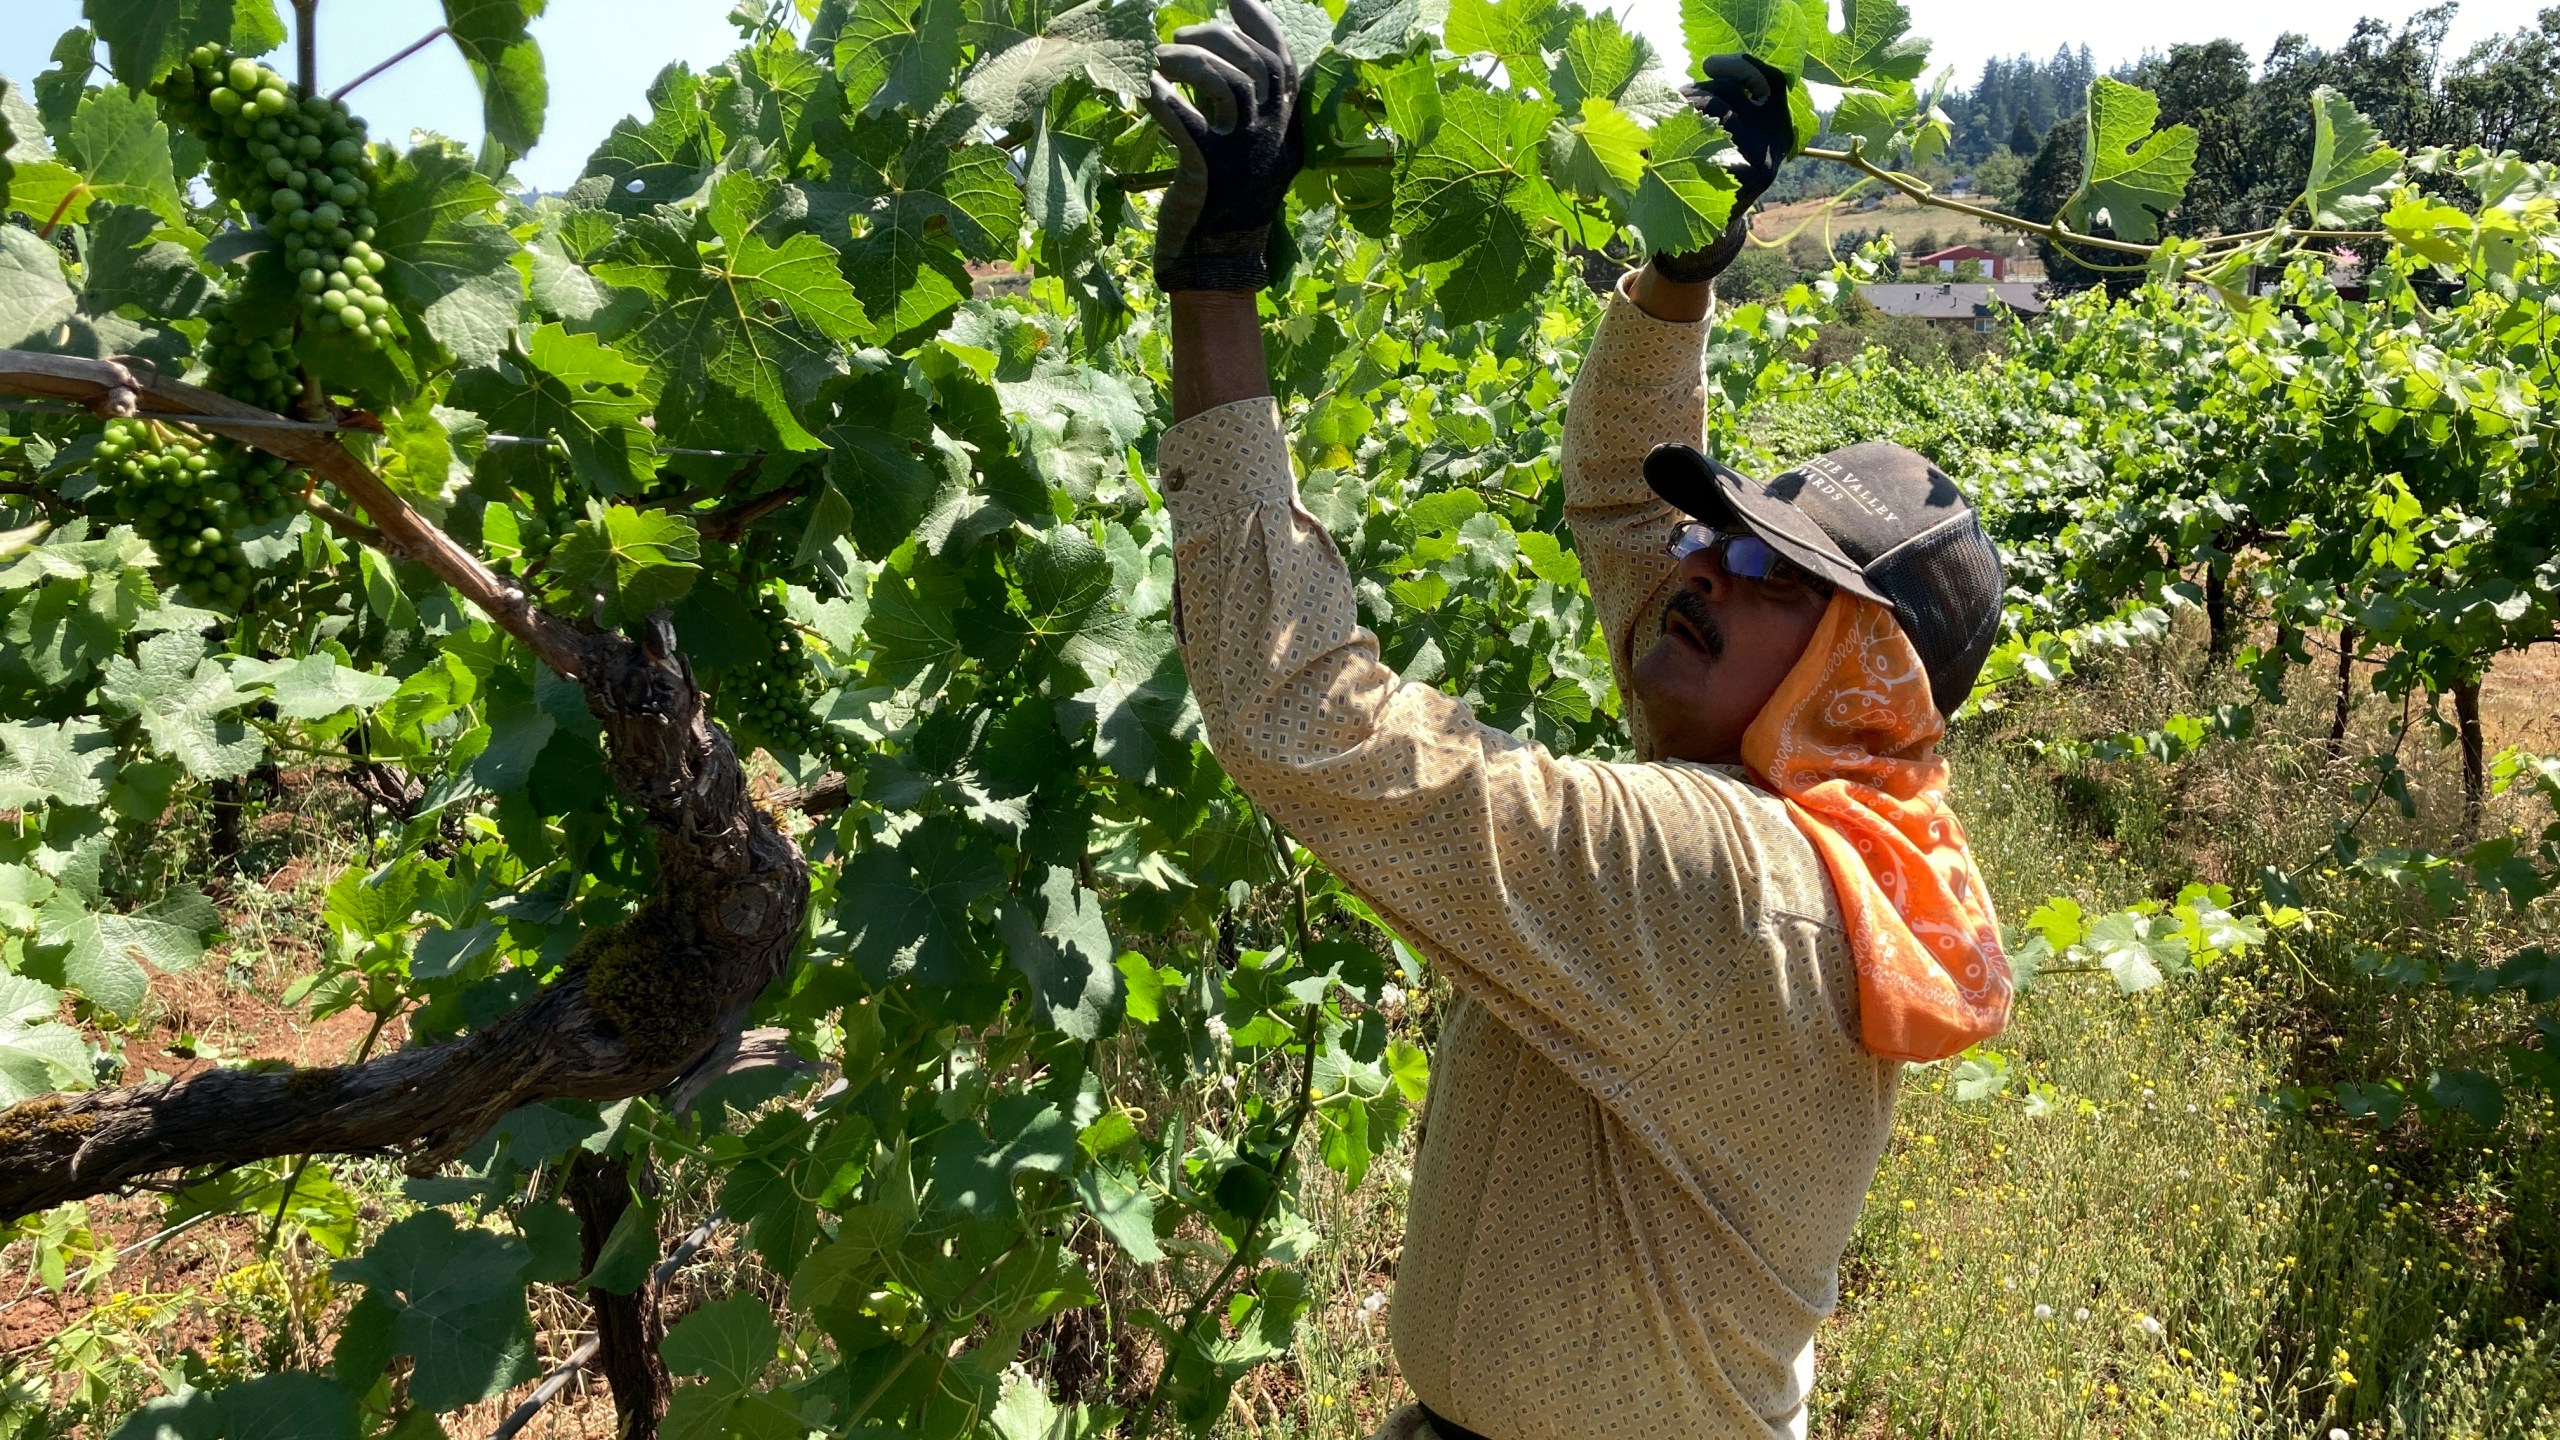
[2482,644,2560,757]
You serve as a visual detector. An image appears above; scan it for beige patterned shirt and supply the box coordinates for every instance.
[1156,282,1898,1439]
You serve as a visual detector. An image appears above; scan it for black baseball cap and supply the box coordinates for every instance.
[1642,440,2006,717]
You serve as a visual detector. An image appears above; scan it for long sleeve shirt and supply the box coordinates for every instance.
[1155,280,1899,1440]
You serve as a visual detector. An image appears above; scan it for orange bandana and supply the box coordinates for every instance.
[1741,593,2011,1063]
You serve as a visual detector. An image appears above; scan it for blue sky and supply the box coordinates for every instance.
[5,1,2552,190]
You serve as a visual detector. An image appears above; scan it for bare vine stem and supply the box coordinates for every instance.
[332,25,449,104]
[1797,143,2393,266]
[486,1210,727,1440]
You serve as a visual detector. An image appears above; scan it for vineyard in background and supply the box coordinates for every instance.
[0,0,2552,1436]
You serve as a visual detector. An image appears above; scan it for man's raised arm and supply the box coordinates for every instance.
[1141,8,1784,1085]
[1559,54,1796,758]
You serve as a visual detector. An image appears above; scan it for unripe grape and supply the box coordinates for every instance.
[209,86,242,115]
[311,200,342,227]
[298,267,325,292]
[339,303,367,329]
[227,58,261,92]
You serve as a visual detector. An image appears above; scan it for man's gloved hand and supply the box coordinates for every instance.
[1143,0,1304,293]
[1652,53,1795,285]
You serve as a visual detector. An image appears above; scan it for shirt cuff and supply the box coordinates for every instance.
[1157,395,1296,534]
[1581,269,1716,388]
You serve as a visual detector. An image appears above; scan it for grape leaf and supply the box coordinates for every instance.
[2084,911,2189,994]
[99,631,264,778]
[592,171,867,452]
[240,653,402,721]
[86,0,287,88]
[1547,97,1649,202]
[82,204,212,318]
[834,0,968,117]
[1058,625,1199,785]
[2426,1068,2505,1128]
[1444,0,1570,86]
[959,0,1157,129]
[549,504,702,624]
[441,0,548,156]
[1801,0,1928,90]
[1393,88,1560,325]
[331,1212,537,1412]
[2061,77,2196,244]
[32,887,219,1018]
[0,227,78,350]
[1333,0,1424,59]
[835,815,1003,987]
[1627,107,1739,256]
[449,323,660,496]
[108,1370,359,1440]
[1551,13,1662,114]
[0,971,89,1106]
[32,30,92,146]
[580,63,725,214]
[65,86,186,227]
[1680,0,1812,79]
[816,109,1020,347]
[0,718,115,810]
[995,359,1144,498]
[368,141,526,370]
[815,380,944,562]
[996,865,1122,1040]
[926,1093,1077,1219]
[2302,85,2401,229]
[1072,1162,1163,1262]
[1024,115,1102,241]
[0,80,33,217]
[660,1294,799,1440]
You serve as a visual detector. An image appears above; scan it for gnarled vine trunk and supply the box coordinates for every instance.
[0,351,810,1222]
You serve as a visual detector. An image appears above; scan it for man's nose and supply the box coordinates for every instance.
[1678,542,1738,602]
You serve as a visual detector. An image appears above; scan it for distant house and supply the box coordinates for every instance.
[968,261,1031,298]
[1858,281,2048,333]
[1910,244,2010,280]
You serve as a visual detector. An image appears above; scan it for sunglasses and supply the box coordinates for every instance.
[1666,522,1823,589]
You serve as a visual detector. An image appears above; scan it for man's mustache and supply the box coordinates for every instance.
[1662,589,1722,660]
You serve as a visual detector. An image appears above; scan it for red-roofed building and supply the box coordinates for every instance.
[1911,244,2008,280]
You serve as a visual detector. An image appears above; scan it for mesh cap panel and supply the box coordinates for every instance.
[1870,512,2005,716]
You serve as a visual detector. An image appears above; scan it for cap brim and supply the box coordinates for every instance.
[1642,444,1888,605]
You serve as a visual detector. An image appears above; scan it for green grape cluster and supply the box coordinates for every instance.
[153,46,394,349]
[91,419,296,608]
[203,299,303,414]
[725,585,843,762]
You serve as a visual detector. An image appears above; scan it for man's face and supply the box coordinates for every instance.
[1631,534,1835,765]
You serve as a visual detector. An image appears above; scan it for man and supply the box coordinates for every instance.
[1143,10,2013,1436]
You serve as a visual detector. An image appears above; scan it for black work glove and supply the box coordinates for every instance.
[1652,53,1796,284]
[1142,0,1305,293]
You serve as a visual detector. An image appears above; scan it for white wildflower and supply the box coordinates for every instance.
[2073,1307,2091,1322]
[2137,1314,2164,1337]
[1205,1015,1231,1046]
[2033,1304,2053,1321]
